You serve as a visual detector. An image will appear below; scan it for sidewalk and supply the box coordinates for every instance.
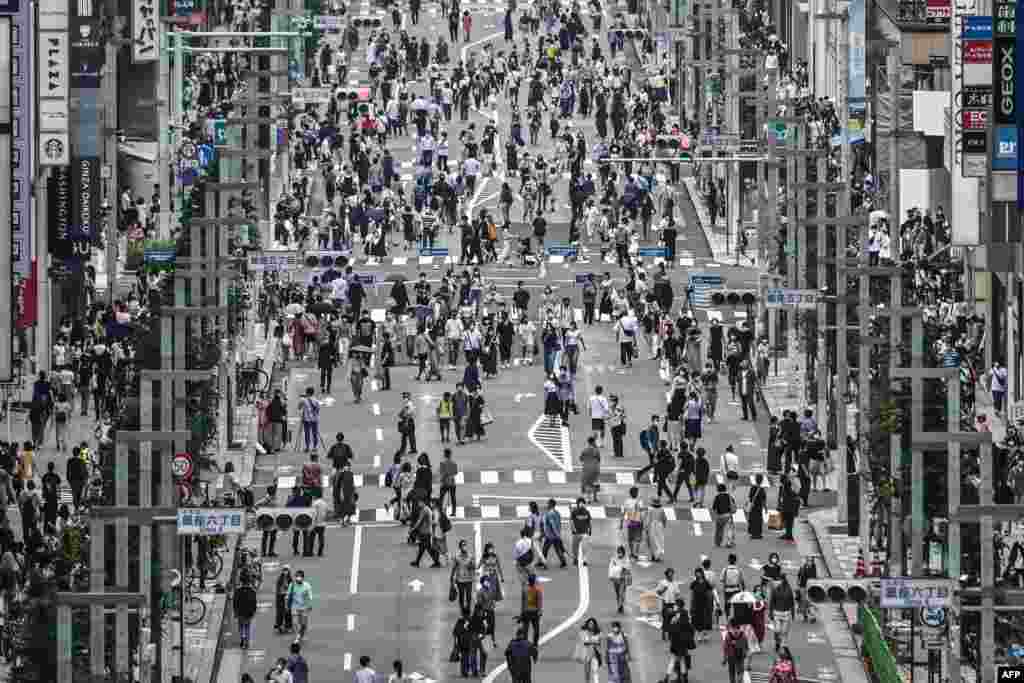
[681,175,765,268]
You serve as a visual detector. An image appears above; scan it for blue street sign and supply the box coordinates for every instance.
[547,246,578,256]
[638,247,668,258]
[575,273,594,284]
[355,273,377,286]
[962,15,992,39]
[419,247,449,257]
[144,249,176,264]
[689,273,725,287]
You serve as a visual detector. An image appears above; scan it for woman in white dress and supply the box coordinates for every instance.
[645,497,667,562]
[574,618,603,683]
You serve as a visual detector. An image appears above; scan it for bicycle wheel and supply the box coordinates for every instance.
[182,595,207,626]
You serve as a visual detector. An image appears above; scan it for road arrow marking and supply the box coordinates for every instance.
[321,396,336,407]
[408,578,425,592]
[514,392,537,403]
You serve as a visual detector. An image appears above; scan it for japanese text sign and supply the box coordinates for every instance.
[177,508,247,535]
[879,578,953,608]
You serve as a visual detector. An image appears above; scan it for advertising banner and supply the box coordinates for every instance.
[993,126,1018,170]
[131,0,157,62]
[880,578,953,609]
[926,0,950,24]
[995,38,1016,125]
[5,0,31,278]
[951,0,984,243]
[848,0,865,120]
[70,0,104,89]
[48,166,72,259]
[71,157,99,257]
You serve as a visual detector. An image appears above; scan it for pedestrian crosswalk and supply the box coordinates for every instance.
[343,501,778,524]
[275,468,769,491]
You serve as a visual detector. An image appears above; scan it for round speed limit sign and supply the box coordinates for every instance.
[171,453,193,479]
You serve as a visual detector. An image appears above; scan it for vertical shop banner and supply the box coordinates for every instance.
[951,0,984,243]
[1017,0,1023,208]
[848,0,865,124]
[70,0,104,89]
[48,166,72,260]
[131,0,157,62]
[994,1,1016,126]
[926,0,950,25]
[4,0,31,278]
[72,158,99,254]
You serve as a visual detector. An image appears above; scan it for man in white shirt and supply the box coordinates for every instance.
[720,445,740,493]
[445,314,464,369]
[617,311,639,368]
[513,526,535,583]
[588,386,610,447]
[352,656,376,683]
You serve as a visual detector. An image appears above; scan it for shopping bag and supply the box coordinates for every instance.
[742,671,752,683]
[767,511,783,530]
[480,409,495,426]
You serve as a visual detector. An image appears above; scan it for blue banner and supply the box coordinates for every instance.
[546,246,578,256]
[848,0,866,117]
[1018,5,1023,208]
[689,274,725,287]
[419,247,449,257]
[575,273,594,284]
[638,247,668,258]
[994,126,1018,170]
[963,15,993,39]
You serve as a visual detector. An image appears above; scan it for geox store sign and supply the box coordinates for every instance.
[995,39,1015,125]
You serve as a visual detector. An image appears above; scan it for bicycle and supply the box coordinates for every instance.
[236,362,271,404]
[161,569,208,627]
[185,541,226,584]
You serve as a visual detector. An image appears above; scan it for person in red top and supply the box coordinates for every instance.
[767,647,798,683]
[461,10,472,41]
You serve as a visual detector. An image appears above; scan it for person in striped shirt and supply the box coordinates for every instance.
[420,208,438,249]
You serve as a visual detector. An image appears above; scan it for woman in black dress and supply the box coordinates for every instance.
[689,567,716,643]
[747,473,768,540]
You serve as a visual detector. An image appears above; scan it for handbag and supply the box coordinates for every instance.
[480,409,495,426]
[449,584,458,602]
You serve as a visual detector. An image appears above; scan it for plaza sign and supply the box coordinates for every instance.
[879,577,954,608]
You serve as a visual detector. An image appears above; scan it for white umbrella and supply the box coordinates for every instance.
[870,209,889,226]
[285,302,305,316]
[729,591,758,604]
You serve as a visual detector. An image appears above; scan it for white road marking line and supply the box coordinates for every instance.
[480,470,499,484]
[480,505,500,519]
[664,508,677,522]
[512,470,533,484]
[474,521,483,574]
[693,522,703,536]
[514,504,530,518]
[375,428,384,441]
[691,507,712,523]
[484,559,591,683]
[373,455,381,468]
[347,613,356,631]
[454,472,466,485]
[350,525,362,594]
[547,471,567,484]
[343,653,352,670]
[372,402,381,415]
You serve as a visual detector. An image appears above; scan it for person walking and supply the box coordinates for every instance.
[395,392,418,457]
[621,487,645,559]
[575,618,603,683]
[286,642,309,683]
[287,569,314,643]
[746,473,768,540]
[609,395,627,458]
[569,497,592,566]
[310,494,330,553]
[579,436,601,503]
[299,388,322,453]
[353,656,377,683]
[693,448,710,507]
[711,484,736,548]
[318,336,338,394]
[519,572,543,646]
[738,361,758,421]
[450,539,477,613]
[768,574,796,652]
[722,618,749,683]
[605,620,633,683]
[438,392,455,444]
[274,565,294,634]
[233,577,258,649]
[655,568,683,643]
[664,598,695,683]
[720,445,740,493]
[646,497,667,562]
[588,386,609,447]
[439,448,458,515]
[689,568,716,643]
[268,390,288,453]
[608,546,631,613]
[505,628,539,683]
[540,498,568,568]
[410,497,441,568]
[720,554,746,617]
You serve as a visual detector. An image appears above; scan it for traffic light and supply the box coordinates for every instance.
[609,28,647,42]
[708,290,757,306]
[804,580,871,604]
[303,254,349,268]
[351,16,382,28]
[255,507,317,533]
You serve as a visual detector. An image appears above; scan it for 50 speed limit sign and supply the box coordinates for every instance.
[172,453,193,479]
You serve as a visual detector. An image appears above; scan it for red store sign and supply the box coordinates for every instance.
[963,40,994,63]
[962,109,989,129]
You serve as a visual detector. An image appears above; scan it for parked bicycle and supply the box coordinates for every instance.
[161,569,207,627]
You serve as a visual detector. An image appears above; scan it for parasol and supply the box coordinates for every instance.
[285,302,306,316]
[729,591,758,604]
[308,302,335,315]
